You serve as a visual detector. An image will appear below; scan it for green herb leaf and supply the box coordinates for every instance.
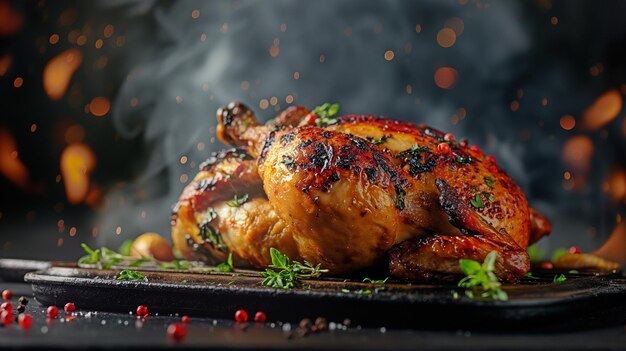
[312,103,340,127]
[553,274,567,284]
[469,194,484,209]
[227,193,249,207]
[217,253,235,272]
[159,260,190,270]
[526,245,545,263]
[484,176,496,189]
[362,277,389,284]
[395,144,430,159]
[116,269,147,282]
[453,155,473,164]
[366,134,391,145]
[259,248,328,289]
[199,221,229,253]
[457,251,508,301]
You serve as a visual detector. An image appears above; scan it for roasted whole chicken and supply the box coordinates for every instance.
[171,102,551,282]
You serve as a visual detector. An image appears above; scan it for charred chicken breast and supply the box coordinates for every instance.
[171,102,551,281]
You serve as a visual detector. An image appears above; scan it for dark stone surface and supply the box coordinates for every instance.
[0,281,626,350]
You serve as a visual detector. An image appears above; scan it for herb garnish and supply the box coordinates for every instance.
[394,144,430,159]
[227,193,249,207]
[469,194,484,209]
[453,155,473,164]
[482,191,495,202]
[553,274,567,284]
[392,187,406,210]
[260,248,327,289]
[79,243,189,270]
[458,251,508,301]
[217,253,235,272]
[363,277,389,284]
[312,103,340,127]
[551,248,569,262]
[484,176,496,189]
[159,260,190,270]
[116,269,147,282]
[366,134,391,145]
[198,222,229,253]
[281,155,296,170]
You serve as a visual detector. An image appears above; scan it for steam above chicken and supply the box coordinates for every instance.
[171,102,551,281]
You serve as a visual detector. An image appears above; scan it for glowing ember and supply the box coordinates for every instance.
[88,97,110,117]
[436,28,456,48]
[559,115,576,130]
[43,49,83,100]
[605,168,626,203]
[60,143,96,204]
[582,89,623,130]
[562,135,594,173]
[434,67,458,89]
[384,50,395,61]
[0,129,29,189]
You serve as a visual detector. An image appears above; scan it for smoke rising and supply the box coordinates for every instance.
[94,0,625,255]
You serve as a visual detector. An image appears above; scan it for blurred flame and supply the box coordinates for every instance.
[60,143,96,204]
[0,54,11,76]
[43,49,83,100]
[434,67,458,89]
[605,168,626,203]
[593,223,626,266]
[0,129,29,189]
[0,0,23,37]
[562,135,594,172]
[582,89,623,130]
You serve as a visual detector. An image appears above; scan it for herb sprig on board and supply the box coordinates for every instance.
[458,251,508,301]
[260,248,327,289]
[78,243,190,271]
[116,269,147,281]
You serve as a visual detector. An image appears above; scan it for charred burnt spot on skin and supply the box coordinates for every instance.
[258,130,278,166]
[320,131,333,139]
[350,137,368,152]
[308,142,334,171]
[364,167,378,182]
[194,177,219,192]
[217,101,253,127]
[279,131,296,146]
[199,148,251,171]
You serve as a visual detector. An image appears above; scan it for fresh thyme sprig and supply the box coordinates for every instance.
[458,251,508,301]
[116,269,147,282]
[78,243,189,271]
[260,248,328,289]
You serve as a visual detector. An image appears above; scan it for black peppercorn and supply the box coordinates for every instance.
[17,305,25,313]
[18,296,28,306]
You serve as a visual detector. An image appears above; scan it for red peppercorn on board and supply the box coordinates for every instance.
[23,264,626,330]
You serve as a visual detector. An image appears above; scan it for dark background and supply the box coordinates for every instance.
[0,0,625,260]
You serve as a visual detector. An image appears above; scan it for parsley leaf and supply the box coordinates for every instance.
[312,103,340,127]
[484,176,496,189]
[363,277,389,284]
[116,269,147,282]
[227,193,249,207]
[217,253,235,272]
[198,222,229,253]
[366,134,391,145]
[469,194,484,209]
[458,251,508,301]
[553,274,567,284]
[259,248,328,289]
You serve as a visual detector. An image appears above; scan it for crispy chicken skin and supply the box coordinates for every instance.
[171,102,551,281]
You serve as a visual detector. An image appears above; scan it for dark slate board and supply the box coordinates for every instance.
[24,264,626,330]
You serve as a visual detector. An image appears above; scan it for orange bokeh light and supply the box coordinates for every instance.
[434,67,458,89]
[436,28,456,48]
[0,129,29,189]
[0,0,23,37]
[559,115,576,130]
[605,168,626,203]
[562,135,594,173]
[582,89,623,130]
[43,48,83,100]
[89,96,111,117]
[60,143,96,204]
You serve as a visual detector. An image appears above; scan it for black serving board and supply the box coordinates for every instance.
[24,264,626,330]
